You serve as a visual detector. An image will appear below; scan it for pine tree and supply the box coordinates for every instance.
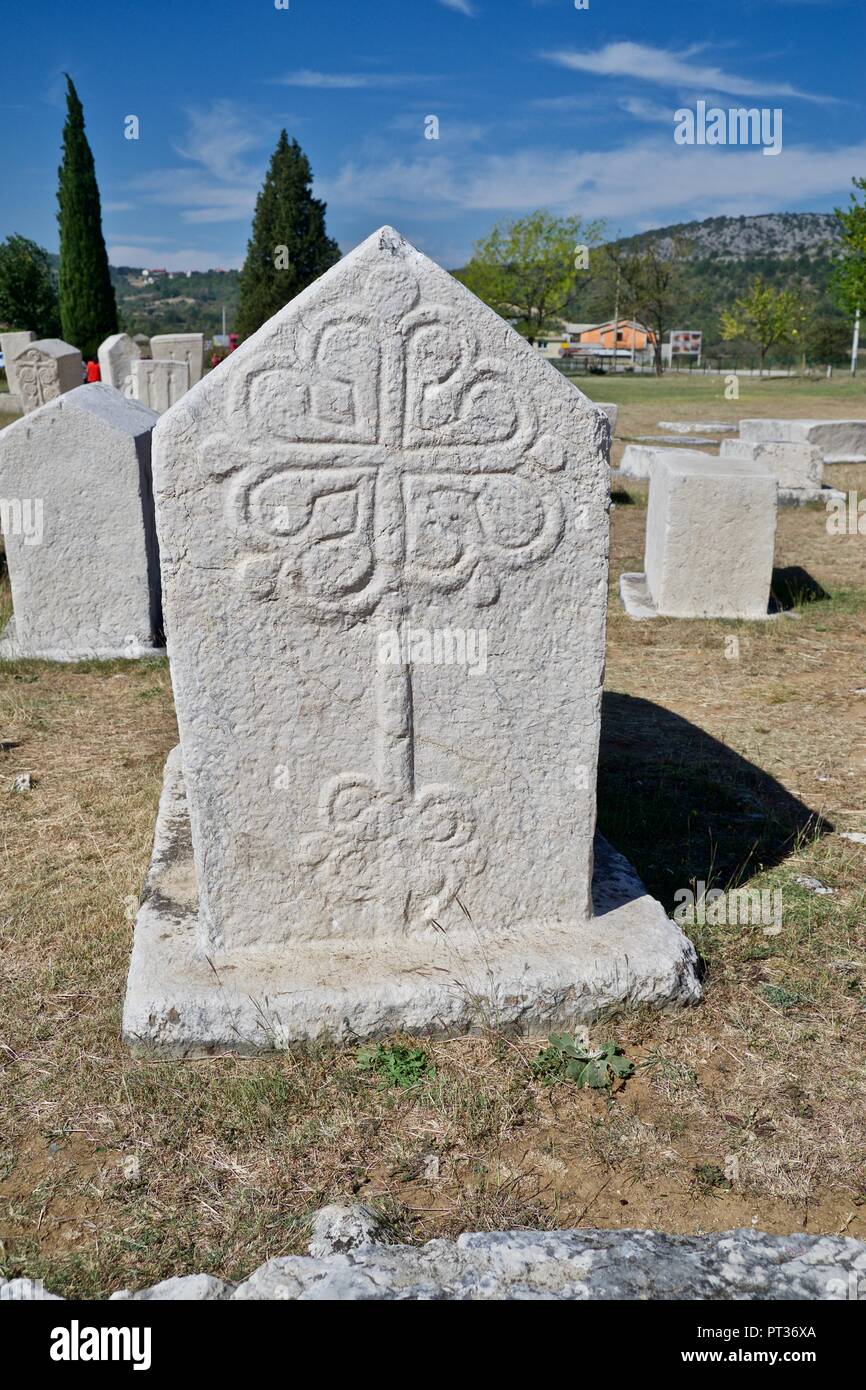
[56,74,118,360]
[236,131,340,338]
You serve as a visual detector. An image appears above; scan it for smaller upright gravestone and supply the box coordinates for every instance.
[620,451,778,620]
[131,359,190,413]
[15,339,82,414]
[150,333,204,385]
[0,383,163,660]
[1,330,36,398]
[123,225,699,1055]
[98,332,141,396]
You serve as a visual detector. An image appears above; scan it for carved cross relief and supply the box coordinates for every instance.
[207,263,568,930]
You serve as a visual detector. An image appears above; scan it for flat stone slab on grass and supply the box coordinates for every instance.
[621,450,778,621]
[630,434,718,447]
[657,420,737,433]
[617,443,698,480]
[739,418,866,463]
[6,1227,865,1300]
[0,383,164,661]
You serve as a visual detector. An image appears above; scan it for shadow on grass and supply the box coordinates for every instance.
[770,565,830,611]
[597,691,831,912]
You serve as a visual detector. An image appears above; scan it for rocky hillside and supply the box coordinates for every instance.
[622,212,841,263]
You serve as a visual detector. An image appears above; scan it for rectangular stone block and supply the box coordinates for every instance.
[721,437,822,491]
[98,332,141,396]
[15,339,82,414]
[640,451,777,619]
[618,443,701,480]
[149,333,204,385]
[131,358,190,413]
[739,418,866,462]
[123,225,699,1051]
[1,330,36,396]
[0,383,163,660]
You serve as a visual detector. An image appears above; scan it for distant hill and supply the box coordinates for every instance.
[44,253,241,338]
[564,210,850,364]
[617,212,841,263]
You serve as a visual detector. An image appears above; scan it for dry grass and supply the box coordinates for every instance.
[1,374,865,1296]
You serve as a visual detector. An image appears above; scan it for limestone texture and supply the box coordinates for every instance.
[0,330,36,397]
[124,225,699,1050]
[621,450,777,620]
[5,1225,865,1301]
[739,417,866,463]
[131,359,190,413]
[150,332,204,385]
[98,332,141,396]
[0,383,163,660]
[15,339,82,414]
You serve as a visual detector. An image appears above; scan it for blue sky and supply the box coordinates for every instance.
[1,0,861,271]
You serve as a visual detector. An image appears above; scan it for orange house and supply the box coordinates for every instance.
[576,319,656,354]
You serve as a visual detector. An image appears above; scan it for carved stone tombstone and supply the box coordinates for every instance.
[150,332,204,385]
[131,358,189,413]
[0,384,163,660]
[98,332,141,396]
[123,227,699,1053]
[16,339,82,414]
[1,330,36,397]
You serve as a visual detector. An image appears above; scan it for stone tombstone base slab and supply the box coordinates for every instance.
[0,615,164,663]
[657,420,737,434]
[619,572,784,622]
[123,747,701,1055]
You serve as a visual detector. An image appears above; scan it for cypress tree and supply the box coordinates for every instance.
[56,74,118,360]
[236,131,340,338]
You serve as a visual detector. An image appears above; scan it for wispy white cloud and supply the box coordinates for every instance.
[438,0,477,15]
[124,101,269,225]
[618,96,675,124]
[321,136,866,229]
[272,69,428,89]
[543,42,833,102]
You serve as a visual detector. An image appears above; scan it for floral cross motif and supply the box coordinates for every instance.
[212,263,567,931]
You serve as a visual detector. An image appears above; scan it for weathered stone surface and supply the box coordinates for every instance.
[618,444,682,480]
[632,434,717,446]
[15,339,82,414]
[150,332,204,385]
[124,225,698,1051]
[721,437,822,491]
[0,392,24,418]
[621,450,777,620]
[657,420,737,433]
[308,1204,393,1258]
[739,417,866,463]
[593,401,618,432]
[0,383,163,661]
[131,358,189,413]
[0,330,36,396]
[98,332,141,396]
[8,1227,866,1300]
[110,1274,231,1301]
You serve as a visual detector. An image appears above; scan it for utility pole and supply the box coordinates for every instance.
[611,268,620,374]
